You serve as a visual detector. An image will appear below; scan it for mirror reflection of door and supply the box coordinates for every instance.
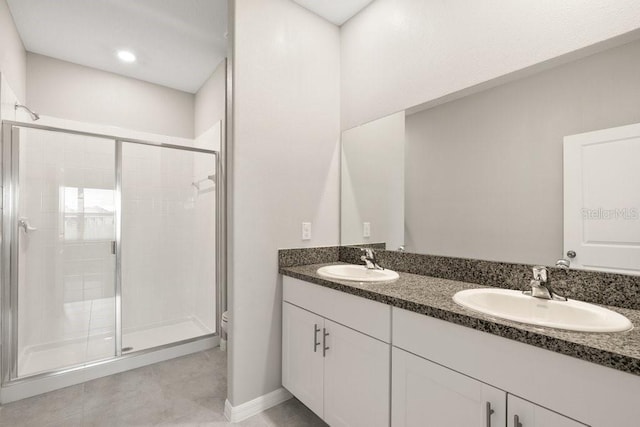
[564,123,640,275]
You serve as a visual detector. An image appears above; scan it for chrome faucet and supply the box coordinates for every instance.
[360,248,383,270]
[524,266,567,301]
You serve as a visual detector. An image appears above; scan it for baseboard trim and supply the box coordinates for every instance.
[224,387,293,423]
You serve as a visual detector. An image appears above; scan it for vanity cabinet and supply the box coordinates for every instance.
[392,347,506,427]
[282,275,640,426]
[508,395,586,427]
[282,277,391,427]
[392,346,586,427]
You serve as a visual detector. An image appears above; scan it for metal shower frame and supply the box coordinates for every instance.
[0,120,224,386]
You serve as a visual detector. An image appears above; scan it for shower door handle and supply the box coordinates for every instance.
[18,218,37,233]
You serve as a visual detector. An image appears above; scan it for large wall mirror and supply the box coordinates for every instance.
[340,37,640,274]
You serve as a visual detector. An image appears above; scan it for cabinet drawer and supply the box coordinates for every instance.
[283,276,391,342]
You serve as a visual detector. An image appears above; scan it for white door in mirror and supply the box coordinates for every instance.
[453,288,632,333]
[564,122,640,274]
[317,265,399,282]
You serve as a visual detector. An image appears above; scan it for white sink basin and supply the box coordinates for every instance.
[317,265,399,282]
[453,288,632,333]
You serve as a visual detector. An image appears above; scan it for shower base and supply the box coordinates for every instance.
[2,334,218,404]
[18,317,213,378]
[122,317,213,354]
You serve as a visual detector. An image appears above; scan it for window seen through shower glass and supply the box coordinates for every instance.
[62,187,115,241]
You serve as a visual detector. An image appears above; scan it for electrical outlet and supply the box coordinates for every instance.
[363,222,371,238]
[302,222,312,240]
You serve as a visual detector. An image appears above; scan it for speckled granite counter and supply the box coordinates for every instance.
[280,262,640,376]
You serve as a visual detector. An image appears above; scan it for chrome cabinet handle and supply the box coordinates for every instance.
[322,328,330,357]
[18,218,37,233]
[486,402,495,427]
[313,324,320,352]
[514,414,522,427]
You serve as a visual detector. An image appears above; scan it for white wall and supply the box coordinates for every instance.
[341,111,404,249]
[405,39,640,266]
[26,53,195,139]
[341,0,640,130]
[0,0,26,102]
[1,73,19,121]
[195,61,226,138]
[230,0,340,406]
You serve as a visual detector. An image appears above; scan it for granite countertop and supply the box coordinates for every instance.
[280,262,640,376]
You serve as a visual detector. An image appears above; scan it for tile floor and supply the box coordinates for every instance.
[0,348,327,426]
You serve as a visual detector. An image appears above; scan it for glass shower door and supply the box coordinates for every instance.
[8,126,117,378]
[120,142,217,353]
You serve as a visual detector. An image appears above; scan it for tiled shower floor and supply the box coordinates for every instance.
[0,348,327,426]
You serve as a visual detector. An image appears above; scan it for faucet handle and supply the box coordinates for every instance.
[532,266,548,282]
[360,248,384,270]
[361,247,374,258]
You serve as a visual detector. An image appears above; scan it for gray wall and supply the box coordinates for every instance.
[0,0,26,101]
[195,60,226,138]
[405,39,640,266]
[340,0,640,131]
[230,0,340,406]
[26,53,195,139]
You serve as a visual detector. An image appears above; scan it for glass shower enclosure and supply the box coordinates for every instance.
[1,121,220,383]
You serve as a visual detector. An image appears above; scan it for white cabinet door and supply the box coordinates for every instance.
[392,347,506,427]
[324,319,390,427]
[508,395,587,427]
[282,302,325,418]
[564,123,640,274]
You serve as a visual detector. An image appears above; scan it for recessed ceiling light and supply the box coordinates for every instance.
[117,50,136,63]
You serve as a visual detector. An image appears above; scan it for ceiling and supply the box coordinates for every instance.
[292,0,374,26]
[7,0,227,94]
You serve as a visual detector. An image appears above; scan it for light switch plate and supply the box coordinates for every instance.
[302,222,311,240]
[363,222,371,238]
